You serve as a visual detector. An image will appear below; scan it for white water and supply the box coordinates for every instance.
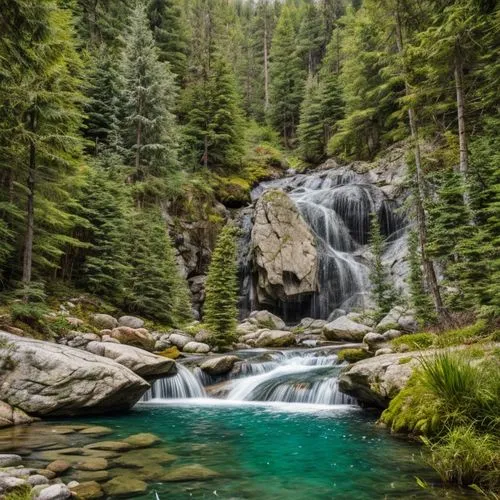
[142,348,356,407]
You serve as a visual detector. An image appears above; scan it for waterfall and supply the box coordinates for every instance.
[141,365,206,401]
[240,167,407,321]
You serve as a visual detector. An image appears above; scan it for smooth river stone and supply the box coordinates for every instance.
[161,464,220,482]
[112,448,177,469]
[79,426,113,436]
[122,433,161,449]
[70,480,104,499]
[84,441,132,452]
[103,476,147,497]
[73,470,110,483]
[74,457,109,471]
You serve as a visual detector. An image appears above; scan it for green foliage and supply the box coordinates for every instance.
[391,333,436,352]
[434,320,491,348]
[337,348,371,363]
[124,209,192,326]
[204,224,239,346]
[4,484,32,500]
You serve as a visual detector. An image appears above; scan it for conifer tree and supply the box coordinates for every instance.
[369,214,397,320]
[204,224,239,346]
[296,2,324,75]
[269,5,305,146]
[121,2,179,204]
[124,209,192,325]
[148,0,189,81]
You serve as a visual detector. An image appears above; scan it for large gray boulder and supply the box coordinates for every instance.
[117,316,145,329]
[322,316,371,341]
[251,190,318,305]
[85,341,176,380]
[200,356,239,376]
[255,330,295,348]
[183,341,210,354]
[377,306,417,333]
[0,332,149,417]
[248,310,286,330]
[109,327,155,351]
[168,332,194,349]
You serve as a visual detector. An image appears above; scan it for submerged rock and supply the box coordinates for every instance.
[160,463,220,482]
[85,341,176,380]
[0,332,149,417]
[103,476,147,497]
[70,481,103,499]
[322,316,371,341]
[123,433,161,449]
[84,441,131,452]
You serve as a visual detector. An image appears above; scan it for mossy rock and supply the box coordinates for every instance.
[70,480,104,499]
[123,433,161,449]
[337,348,371,363]
[156,346,180,359]
[103,476,147,497]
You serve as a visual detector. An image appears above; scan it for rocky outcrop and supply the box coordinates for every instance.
[85,341,176,380]
[0,332,149,416]
[322,316,371,341]
[251,190,318,306]
[339,351,425,408]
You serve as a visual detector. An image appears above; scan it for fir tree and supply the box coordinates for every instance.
[296,2,324,75]
[268,5,305,147]
[124,209,192,325]
[204,224,239,346]
[369,214,397,320]
[148,0,189,81]
[121,2,179,204]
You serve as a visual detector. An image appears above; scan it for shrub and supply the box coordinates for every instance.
[434,319,490,347]
[391,333,436,351]
[337,348,371,363]
[423,426,500,491]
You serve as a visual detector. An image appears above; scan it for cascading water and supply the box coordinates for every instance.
[142,348,355,406]
[240,167,407,321]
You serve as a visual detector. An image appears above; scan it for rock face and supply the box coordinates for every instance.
[85,341,176,380]
[0,332,149,416]
[322,316,371,341]
[251,190,318,307]
[338,351,424,408]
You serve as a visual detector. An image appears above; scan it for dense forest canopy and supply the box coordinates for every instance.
[0,0,498,328]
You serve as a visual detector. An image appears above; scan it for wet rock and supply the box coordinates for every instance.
[73,471,109,483]
[47,460,71,474]
[322,316,371,341]
[200,355,240,375]
[36,470,56,480]
[255,330,295,348]
[75,458,108,471]
[233,343,250,350]
[183,341,210,354]
[103,476,147,497]
[27,474,50,486]
[90,314,118,330]
[249,310,286,330]
[252,190,319,304]
[109,327,154,351]
[84,441,131,452]
[33,483,72,499]
[79,426,113,436]
[70,481,103,499]
[123,433,161,449]
[161,463,220,482]
[0,332,149,417]
[85,341,176,380]
[0,454,22,467]
[117,316,144,329]
[168,332,194,349]
[111,449,176,469]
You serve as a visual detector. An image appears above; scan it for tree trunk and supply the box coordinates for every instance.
[263,12,269,111]
[22,112,36,286]
[394,5,447,319]
[454,42,470,208]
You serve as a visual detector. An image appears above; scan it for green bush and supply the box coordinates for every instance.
[337,348,371,363]
[434,320,490,347]
[423,426,500,492]
[391,333,436,351]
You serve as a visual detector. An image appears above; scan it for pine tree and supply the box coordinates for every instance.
[296,2,324,75]
[268,5,305,147]
[369,213,397,320]
[184,51,244,170]
[124,209,192,325]
[148,0,189,81]
[121,2,179,204]
[204,224,239,346]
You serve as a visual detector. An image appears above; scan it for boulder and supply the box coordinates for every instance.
[194,329,212,343]
[249,310,286,330]
[79,426,113,436]
[161,464,220,482]
[75,458,109,471]
[33,484,72,500]
[322,316,371,341]
[339,351,428,408]
[0,332,149,417]
[376,306,417,333]
[84,441,131,452]
[382,329,402,341]
[103,476,147,497]
[0,402,35,428]
[154,334,171,351]
[235,321,258,336]
[375,347,393,356]
[168,332,194,349]
[85,341,176,380]
[109,327,154,351]
[183,341,210,354]
[0,476,27,492]
[200,356,240,376]
[90,314,118,330]
[327,309,346,322]
[123,433,161,449]
[27,474,50,486]
[362,332,386,351]
[251,190,319,305]
[255,330,295,348]
[47,460,71,474]
[117,316,144,329]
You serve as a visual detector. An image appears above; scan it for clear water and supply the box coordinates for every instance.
[61,400,468,499]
